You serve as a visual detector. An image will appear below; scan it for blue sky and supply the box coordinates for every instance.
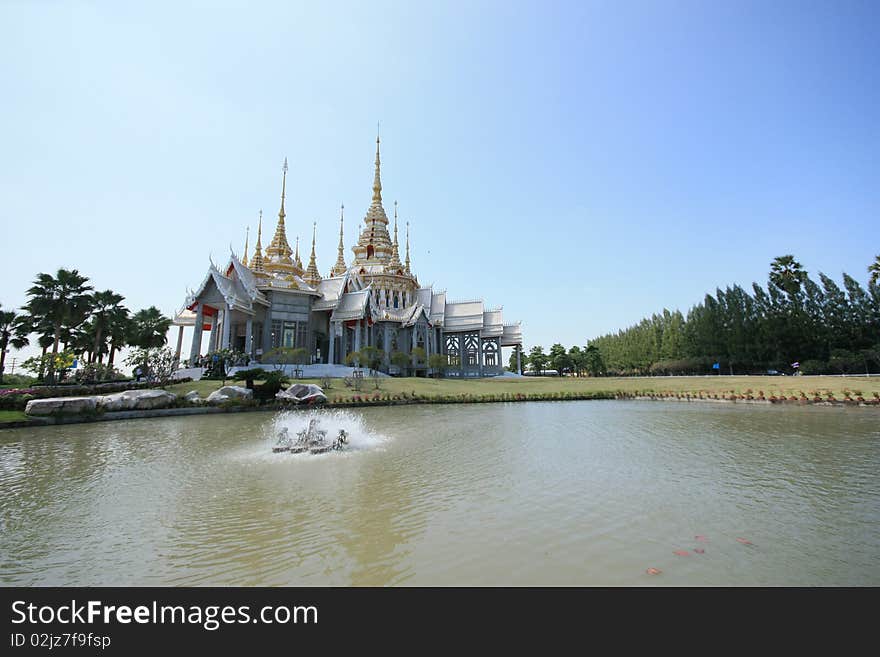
[1,0,878,365]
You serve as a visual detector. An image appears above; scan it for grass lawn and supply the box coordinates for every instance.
[0,410,29,422]
[164,374,880,402]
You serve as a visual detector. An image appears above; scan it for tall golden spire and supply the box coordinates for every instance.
[372,133,382,204]
[242,226,249,267]
[294,236,302,268]
[331,203,347,276]
[266,157,294,265]
[250,210,265,273]
[305,221,322,286]
[352,130,392,264]
[388,200,402,270]
[405,221,411,274]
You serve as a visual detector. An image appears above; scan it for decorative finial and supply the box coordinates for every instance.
[332,203,347,276]
[388,200,402,269]
[250,210,265,272]
[305,220,322,285]
[242,225,250,266]
[280,157,288,215]
[372,132,382,203]
[266,160,294,265]
[405,220,411,274]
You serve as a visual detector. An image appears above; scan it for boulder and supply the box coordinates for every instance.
[276,383,327,404]
[25,396,97,416]
[97,389,177,411]
[183,391,202,403]
[206,385,253,404]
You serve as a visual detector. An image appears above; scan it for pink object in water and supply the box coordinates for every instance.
[694,548,705,554]
[736,537,753,545]
[695,535,709,542]
[646,568,662,575]
[673,549,690,556]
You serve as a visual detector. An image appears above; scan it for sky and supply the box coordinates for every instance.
[1,0,878,369]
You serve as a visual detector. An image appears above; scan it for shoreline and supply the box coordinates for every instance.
[2,391,877,430]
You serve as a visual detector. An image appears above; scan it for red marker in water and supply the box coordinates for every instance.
[673,550,690,556]
[695,535,709,543]
[646,568,662,575]
[736,537,753,545]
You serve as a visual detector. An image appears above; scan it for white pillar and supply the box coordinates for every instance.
[174,325,184,363]
[208,315,218,352]
[354,319,361,356]
[516,344,521,374]
[189,303,203,364]
[328,321,336,365]
[222,306,232,349]
[245,318,253,360]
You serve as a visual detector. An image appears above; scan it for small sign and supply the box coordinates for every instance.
[712,362,720,370]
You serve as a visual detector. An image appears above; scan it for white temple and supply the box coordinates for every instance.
[173,136,523,376]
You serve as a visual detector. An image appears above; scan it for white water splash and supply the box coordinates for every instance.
[269,408,387,456]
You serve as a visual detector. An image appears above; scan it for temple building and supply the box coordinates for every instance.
[173,136,523,376]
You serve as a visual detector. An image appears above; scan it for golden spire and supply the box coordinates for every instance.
[305,221,322,286]
[250,210,265,272]
[388,200,402,269]
[266,157,294,264]
[352,130,392,265]
[294,236,302,268]
[331,203,347,276]
[242,226,249,267]
[372,133,382,204]
[405,221,411,274]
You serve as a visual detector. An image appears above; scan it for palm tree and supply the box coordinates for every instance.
[0,305,31,384]
[869,255,880,286]
[127,307,171,378]
[769,255,807,298]
[127,306,172,349]
[89,290,126,364]
[24,269,93,380]
[105,306,131,369]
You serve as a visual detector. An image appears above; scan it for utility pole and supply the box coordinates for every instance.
[10,357,16,376]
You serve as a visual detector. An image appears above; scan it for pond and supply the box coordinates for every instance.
[1,401,878,585]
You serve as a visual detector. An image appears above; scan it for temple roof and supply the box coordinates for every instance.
[443,300,484,332]
[330,288,370,322]
[481,308,504,337]
[313,276,346,311]
[501,322,523,346]
[430,290,446,324]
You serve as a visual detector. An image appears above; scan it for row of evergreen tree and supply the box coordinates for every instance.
[585,256,880,376]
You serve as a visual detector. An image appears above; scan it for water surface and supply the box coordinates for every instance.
[1,402,877,585]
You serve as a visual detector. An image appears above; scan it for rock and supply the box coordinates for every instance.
[206,386,253,404]
[276,384,327,404]
[97,389,177,411]
[25,396,97,416]
[184,391,202,403]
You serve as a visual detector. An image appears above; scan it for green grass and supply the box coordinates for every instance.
[0,410,29,423]
[164,374,880,403]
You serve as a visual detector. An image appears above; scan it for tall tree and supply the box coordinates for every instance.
[0,306,31,383]
[769,255,807,299]
[528,345,547,375]
[89,290,127,363]
[127,307,171,350]
[24,269,93,381]
[548,343,571,376]
[106,306,131,368]
[869,255,880,286]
